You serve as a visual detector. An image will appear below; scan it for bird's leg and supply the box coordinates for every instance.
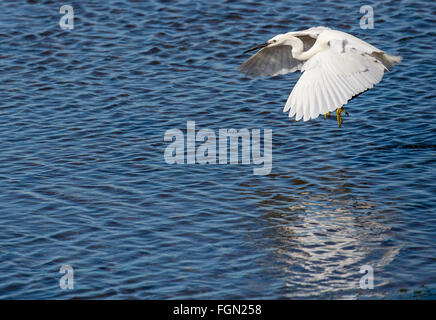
[336,107,343,127]
[342,107,349,117]
[324,111,331,120]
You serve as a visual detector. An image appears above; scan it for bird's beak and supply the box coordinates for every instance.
[244,42,269,54]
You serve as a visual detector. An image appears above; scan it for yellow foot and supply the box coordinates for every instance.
[336,107,344,127]
[342,107,349,117]
[324,111,331,120]
[335,107,350,127]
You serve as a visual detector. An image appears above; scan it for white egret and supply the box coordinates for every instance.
[238,27,402,127]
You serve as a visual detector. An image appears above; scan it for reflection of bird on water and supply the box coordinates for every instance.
[250,177,400,298]
[239,27,402,127]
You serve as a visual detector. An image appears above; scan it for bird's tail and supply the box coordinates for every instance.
[384,53,402,66]
[372,52,402,70]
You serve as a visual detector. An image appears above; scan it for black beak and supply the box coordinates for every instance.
[244,42,268,54]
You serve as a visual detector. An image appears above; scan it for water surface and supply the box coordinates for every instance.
[0,0,435,299]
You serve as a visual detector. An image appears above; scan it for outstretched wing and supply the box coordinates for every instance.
[238,27,330,78]
[284,39,388,121]
[238,45,302,78]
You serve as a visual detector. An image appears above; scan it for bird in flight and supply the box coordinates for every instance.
[238,27,402,127]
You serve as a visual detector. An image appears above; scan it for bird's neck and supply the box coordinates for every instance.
[286,37,305,60]
[288,37,327,61]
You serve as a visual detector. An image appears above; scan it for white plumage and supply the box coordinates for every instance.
[238,27,402,123]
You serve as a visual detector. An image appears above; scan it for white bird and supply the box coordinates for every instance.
[238,27,402,127]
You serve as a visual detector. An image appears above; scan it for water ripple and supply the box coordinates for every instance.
[0,0,435,299]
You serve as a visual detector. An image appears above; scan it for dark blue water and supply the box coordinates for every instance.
[0,0,435,299]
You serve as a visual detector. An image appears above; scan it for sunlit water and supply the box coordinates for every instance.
[0,0,435,299]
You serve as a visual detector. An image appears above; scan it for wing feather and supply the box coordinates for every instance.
[316,70,330,115]
[238,45,303,78]
[239,27,331,78]
[308,72,318,120]
[239,28,399,122]
[318,64,335,109]
[285,43,386,120]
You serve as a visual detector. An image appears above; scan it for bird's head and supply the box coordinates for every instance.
[243,33,290,53]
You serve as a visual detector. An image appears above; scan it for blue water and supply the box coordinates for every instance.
[0,0,435,299]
